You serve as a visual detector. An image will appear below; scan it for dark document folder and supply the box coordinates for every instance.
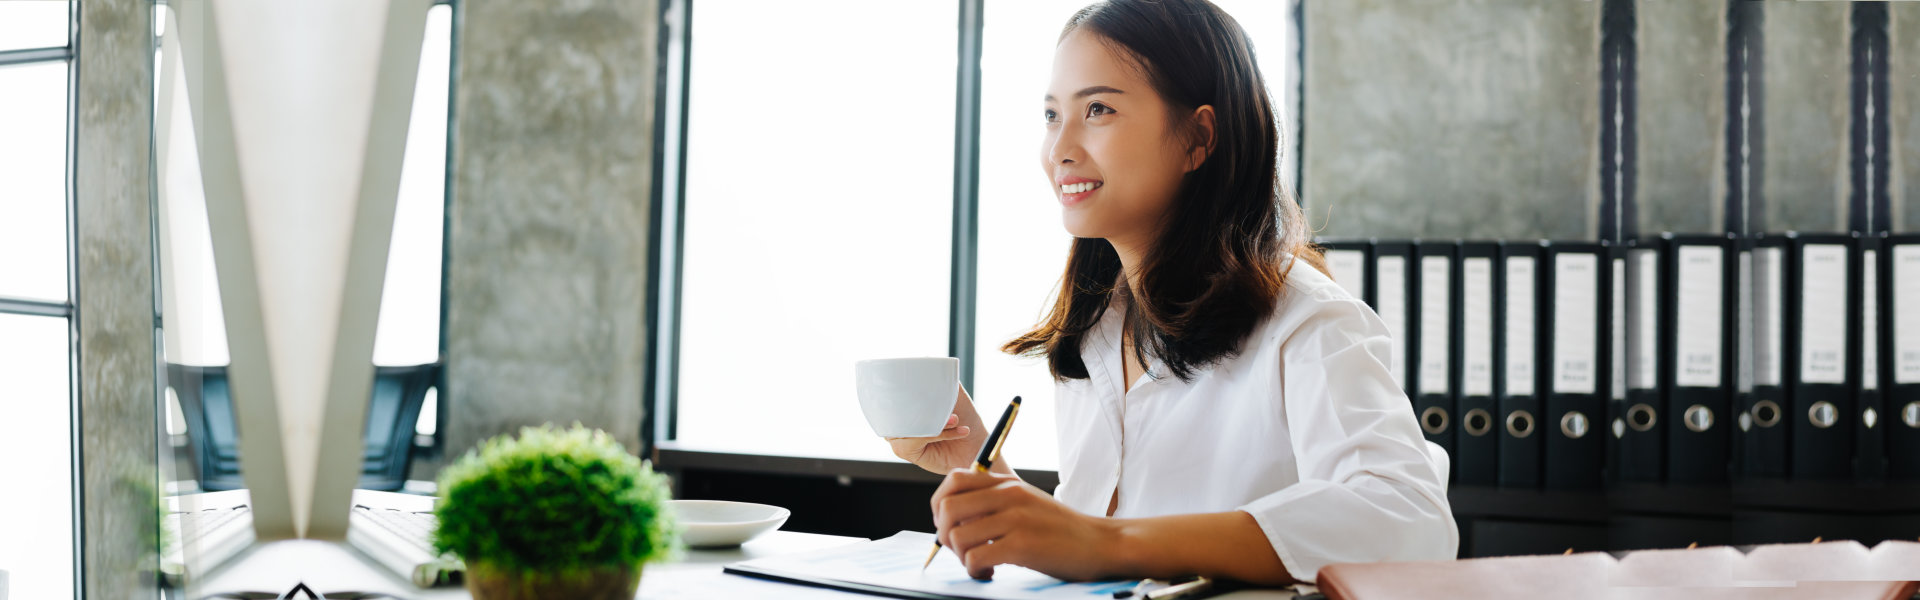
[1455,242,1499,486]
[1412,241,1460,459]
[1856,233,1887,482]
[1888,234,1920,480]
[1742,235,1791,478]
[1373,241,1416,398]
[1618,239,1663,482]
[1497,242,1545,489]
[1662,234,1735,484]
[1787,233,1858,480]
[1542,242,1609,490]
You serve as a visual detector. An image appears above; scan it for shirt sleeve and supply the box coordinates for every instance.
[1236,287,1459,583]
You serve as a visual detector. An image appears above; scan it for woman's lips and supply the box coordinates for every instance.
[1058,180,1103,206]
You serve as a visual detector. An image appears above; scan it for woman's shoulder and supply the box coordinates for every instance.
[1261,253,1389,353]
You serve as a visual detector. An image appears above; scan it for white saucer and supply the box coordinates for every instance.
[670,500,791,548]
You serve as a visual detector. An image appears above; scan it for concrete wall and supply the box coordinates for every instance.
[1303,0,1601,241]
[1897,3,1919,233]
[436,0,660,467]
[1634,0,1726,235]
[75,0,160,595]
[1762,2,1852,234]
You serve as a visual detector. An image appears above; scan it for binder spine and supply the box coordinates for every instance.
[1413,241,1460,462]
[1787,233,1859,480]
[1744,236,1791,478]
[1497,242,1545,489]
[1620,241,1663,482]
[1456,242,1500,486]
[1855,233,1887,482]
[1543,242,1607,491]
[1888,235,1920,480]
[1663,234,1735,484]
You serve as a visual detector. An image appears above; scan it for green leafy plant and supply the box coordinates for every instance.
[432,424,681,583]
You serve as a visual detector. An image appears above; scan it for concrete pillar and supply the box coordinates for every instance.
[75,0,160,595]
[439,0,660,465]
[1895,3,1919,233]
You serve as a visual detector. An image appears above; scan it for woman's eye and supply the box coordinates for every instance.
[1044,108,1058,123]
[1086,102,1114,117]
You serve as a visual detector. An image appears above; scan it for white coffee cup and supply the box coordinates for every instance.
[854,357,960,438]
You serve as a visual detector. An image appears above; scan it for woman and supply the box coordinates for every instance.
[886,0,1456,585]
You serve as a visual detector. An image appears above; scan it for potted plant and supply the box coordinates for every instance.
[432,424,681,600]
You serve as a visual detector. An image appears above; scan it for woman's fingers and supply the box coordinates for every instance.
[946,507,1020,558]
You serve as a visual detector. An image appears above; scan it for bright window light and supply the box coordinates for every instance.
[372,3,452,368]
[0,314,74,600]
[673,0,957,460]
[0,1,69,53]
[0,61,70,303]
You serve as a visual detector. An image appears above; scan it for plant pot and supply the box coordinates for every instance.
[464,563,642,600]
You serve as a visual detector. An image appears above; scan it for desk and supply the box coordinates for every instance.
[189,531,1302,599]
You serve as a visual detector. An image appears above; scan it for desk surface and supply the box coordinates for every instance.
[189,530,1302,599]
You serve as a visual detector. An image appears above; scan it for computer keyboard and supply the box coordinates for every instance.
[166,504,251,551]
[351,505,438,555]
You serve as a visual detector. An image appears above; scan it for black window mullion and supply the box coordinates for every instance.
[1725,1,1764,236]
[647,0,693,451]
[0,46,72,67]
[949,0,983,392]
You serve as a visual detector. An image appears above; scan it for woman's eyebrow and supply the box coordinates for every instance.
[1043,85,1127,102]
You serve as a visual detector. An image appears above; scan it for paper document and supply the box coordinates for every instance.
[727,531,1161,600]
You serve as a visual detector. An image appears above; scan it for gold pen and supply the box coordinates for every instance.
[923,396,1022,570]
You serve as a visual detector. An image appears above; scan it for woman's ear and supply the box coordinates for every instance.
[1185,105,1217,172]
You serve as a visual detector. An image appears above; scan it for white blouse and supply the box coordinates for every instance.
[1050,255,1458,582]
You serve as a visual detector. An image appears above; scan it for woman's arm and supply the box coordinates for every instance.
[886,386,1019,477]
[930,469,1291,584]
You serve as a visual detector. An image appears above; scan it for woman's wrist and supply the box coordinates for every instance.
[1095,514,1148,576]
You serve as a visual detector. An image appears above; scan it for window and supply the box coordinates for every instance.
[0,2,76,598]
[660,0,1294,469]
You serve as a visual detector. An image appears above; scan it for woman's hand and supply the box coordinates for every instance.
[887,387,991,475]
[930,469,1123,581]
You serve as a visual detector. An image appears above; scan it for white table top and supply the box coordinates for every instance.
[187,530,1303,599]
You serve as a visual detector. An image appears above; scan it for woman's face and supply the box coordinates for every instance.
[1040,29,1198,245]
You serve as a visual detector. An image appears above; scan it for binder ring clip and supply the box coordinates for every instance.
[1683,404,1714,432]
[1463,409,1494,437]
[1420,407,1450,435]
[1751,400,1783,428]
[1560,411,1591,439]
[1505,410,1535,439]
[1808,401,1839,429]
[1902,402,1920,429]
[1626,403,1658,433]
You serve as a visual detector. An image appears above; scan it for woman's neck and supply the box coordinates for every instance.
[1108,235,1151,295]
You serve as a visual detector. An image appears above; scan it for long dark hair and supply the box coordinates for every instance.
[1003,0,1322,382]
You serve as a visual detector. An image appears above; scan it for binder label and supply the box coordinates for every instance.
[1736,251,1754,393]
[1612,258,1626,400]
[1755,247,1784,387]
[1801,244,1849,384]
[1420,256,1451,395]
[1631,249,1659,390]
[1377,256,1408,390]
[1676,246,1723,388]
[1898,245,1920,384]
[1326,249,1367,303]
[1463,257,1493,397]
[1554,253,1598,394]
[1863,250,1877,390]
[1505,257,1536,397]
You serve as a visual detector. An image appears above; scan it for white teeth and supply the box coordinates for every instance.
[1061,181,1100,194]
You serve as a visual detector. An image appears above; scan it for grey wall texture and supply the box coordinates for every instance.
[1634,0,1726,236]
[1303,0,1600,241]
[1897,4,1919,233]
[76,0,160,596]
[437,0,659,468]
[1762,2,1851,234]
